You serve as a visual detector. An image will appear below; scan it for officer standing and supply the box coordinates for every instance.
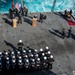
[39,48,44,57]
[39,13,43,23]
[30,59,36,71]
[35,58,41,70]
[68,27,72,38]
[6,57,10,69]
[46,51,51,59]
[18,56,23,69]
[12,55,16,68]
[24,59,30,72]
[18,13,22,24]
[48,55,54,69]
[44,46,50,55]
[42,56,48,70]
[61,28,66,39]
[22,7,26,16]
[17,40,24,51]
[70,9,72,15]
[25,9,28,16]
[22,50,26,58]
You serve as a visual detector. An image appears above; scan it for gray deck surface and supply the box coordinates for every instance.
[0,12,75,75]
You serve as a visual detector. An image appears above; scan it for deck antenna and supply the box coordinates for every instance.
[51,0,56,12]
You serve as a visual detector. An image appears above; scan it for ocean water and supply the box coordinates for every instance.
[0,0,75,17]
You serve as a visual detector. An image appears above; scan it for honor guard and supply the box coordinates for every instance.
[46,51,51,59]
[39,48,44,57]
[42,56,48,70]
[48,55,54,69]
[44,46,49,55]
[35,58,41,70]
[30,58,35,70]
[34,49,38,54]
[6,57,10,69]
[18,56,23,68]
[0,52,3,71]
[24,59,30,71]
[11,55,16,68]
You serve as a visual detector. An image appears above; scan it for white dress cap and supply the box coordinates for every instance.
[37,58,40,61]
[0,52,2,55]
[40,48,43,51]
[26,59,29,62]
[46,46,49,49]
[42,53,45,56]
[35,54,38,57]
[35,49,37,52]
[50,55,53,58]
[32,59,35,62]
[31,54,33,57]
[25,55,28,58]
[23,50,26,53]
[12,60,15,63]
[19,60,22,63]
[6,57,9,60]
[12,52,14,54]
[12,56,15,59]
[29,50,31,52]
[44,56,47,60]
[18,51,20,54]
[48,51,51,54]
[19,40,22,43]
[5,52,8,55]
[18,56,21,59]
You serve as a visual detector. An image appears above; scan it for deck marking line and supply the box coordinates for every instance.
[73,71,75,75]
[0,23,7,41]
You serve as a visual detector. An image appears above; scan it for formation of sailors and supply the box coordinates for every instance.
[0,46,54,72]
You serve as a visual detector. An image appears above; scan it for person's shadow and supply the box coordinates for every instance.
[54,12,65,19]
[2,17,12,26]
[48,28,62,38]
[4,40,18,52]
[27,15,33,19]
[71,33,75,40]
[23,17,32,25]
[0,69,57,75]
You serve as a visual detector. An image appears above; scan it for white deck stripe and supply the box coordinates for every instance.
[73,71,75,75]
[0,23,7,41]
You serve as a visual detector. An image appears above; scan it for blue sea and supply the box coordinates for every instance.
[0,0,75,16]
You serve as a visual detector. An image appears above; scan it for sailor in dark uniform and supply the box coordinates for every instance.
[11,55,16,69]
[17,40,24,51]
[35,58,41,70]
[6,57,10,69]
[62,28,66,39]
[39,13,43,23]
[0,52,3,71]
[39,48,44,57]
[42,56,48,70]
[48,55,54,69]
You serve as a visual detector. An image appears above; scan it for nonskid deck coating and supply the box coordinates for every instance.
[0,12,75,75]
